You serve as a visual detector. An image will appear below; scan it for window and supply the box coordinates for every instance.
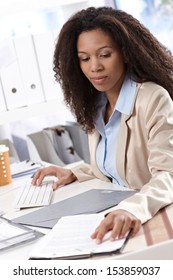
[0,0,116,40]
[115,0,173,52]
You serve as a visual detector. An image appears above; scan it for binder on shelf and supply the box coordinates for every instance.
[32,31,62,101]
[29,213,130,260]
[0,39,27,110]
[13,35,45,105]
[0,39,16,69]
[0,216,44,252]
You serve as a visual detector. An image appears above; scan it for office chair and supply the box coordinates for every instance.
[26,124,90,165]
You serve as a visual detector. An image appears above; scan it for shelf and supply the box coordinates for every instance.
[0,99,68,125]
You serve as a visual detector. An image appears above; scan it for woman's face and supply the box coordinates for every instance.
[77,28,126,95]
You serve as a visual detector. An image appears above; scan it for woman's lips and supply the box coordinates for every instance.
[90,76,107,85]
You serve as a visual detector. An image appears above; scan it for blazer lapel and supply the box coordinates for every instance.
[116,114,129,185]
[88,130,110,181]
[116,83,141,184]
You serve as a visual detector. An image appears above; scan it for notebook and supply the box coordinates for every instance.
[29,213,130,260]
[13,188,136,228]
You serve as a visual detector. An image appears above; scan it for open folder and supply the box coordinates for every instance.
[29,213,130,260]
[13,189,136,228]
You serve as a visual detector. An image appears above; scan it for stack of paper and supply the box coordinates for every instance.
[11,160,43,178]
[0,217,43,251]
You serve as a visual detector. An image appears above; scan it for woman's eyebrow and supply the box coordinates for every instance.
[78,46,113,54]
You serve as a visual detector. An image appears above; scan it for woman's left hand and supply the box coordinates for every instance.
[91,209,141,244]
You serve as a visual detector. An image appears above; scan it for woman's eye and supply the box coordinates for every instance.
[99,53,111,58]
[79,57,90,62]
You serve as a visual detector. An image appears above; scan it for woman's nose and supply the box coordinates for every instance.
[90,58,103,72]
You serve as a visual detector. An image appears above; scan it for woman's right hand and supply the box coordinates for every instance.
[31,165,77,190]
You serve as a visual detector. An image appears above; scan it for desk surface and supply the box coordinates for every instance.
[0,174,173,260]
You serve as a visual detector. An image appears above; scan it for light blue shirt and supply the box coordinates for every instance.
[95,76,137,186]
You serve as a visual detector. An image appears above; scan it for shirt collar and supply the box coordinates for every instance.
[96,75,137,117]
[116,75,137,115]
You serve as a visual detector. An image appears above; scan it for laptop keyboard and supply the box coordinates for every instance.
[14,179,53,210]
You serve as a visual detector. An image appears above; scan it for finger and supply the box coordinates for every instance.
[32,166,57,185]
[94,223,112,244]
[117,217,132,239]
[35,174,45,185]
[52,175,71,190]
[52,180,64,190]
[93,213,117,243]
[130,220,141,237]
[31,170,43,185]
[90,227,99,239]
[32,170,46,186]
[109,218,125,240]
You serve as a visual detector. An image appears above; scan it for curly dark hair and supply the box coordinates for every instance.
[53,6,173,132]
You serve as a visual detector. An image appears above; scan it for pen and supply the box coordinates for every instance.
[30,173,35,178]
[26,159,35,166]
[119,228,132,253]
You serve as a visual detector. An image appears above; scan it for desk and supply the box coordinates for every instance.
[113,203,173,260]
[0,175,173,260]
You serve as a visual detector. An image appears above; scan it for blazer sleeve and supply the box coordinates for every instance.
[70,162,97,181]
[109,85,173,223]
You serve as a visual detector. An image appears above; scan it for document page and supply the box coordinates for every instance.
[11,160,43,178]
[29,213,127,259]
[0,210,4,216]
[0,220,28,241]
[0,217,43,251]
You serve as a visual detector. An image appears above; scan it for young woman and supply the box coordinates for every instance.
[32,7,173,244]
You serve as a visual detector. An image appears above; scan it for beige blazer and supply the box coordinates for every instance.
[72,82,173,223]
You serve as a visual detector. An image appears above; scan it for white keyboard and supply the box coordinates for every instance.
[14,179,54,210]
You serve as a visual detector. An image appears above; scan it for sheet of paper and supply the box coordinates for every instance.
[0,221,27,241]
[30,213,127,259]
[0,218,33,250]
[11,160,43,177]
[0,217,44,251]
[0,210,4,216]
